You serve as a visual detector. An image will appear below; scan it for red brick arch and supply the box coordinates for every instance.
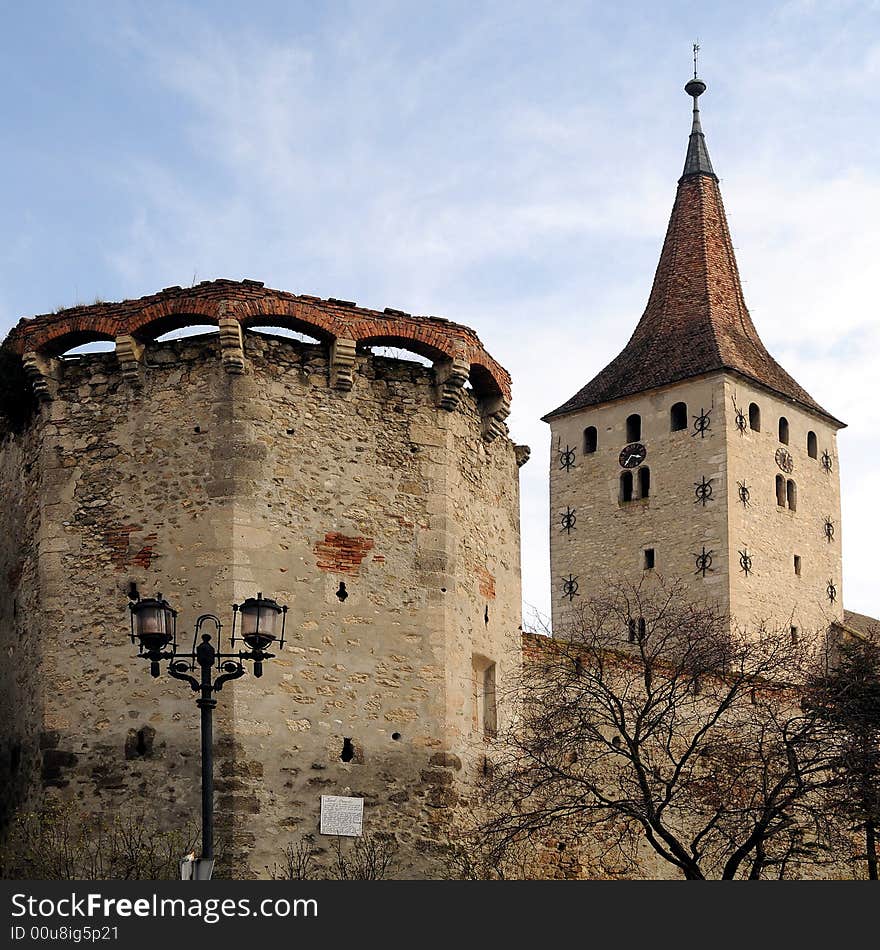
[30,318,118,356]
[234,298,341,341]
[2,280,511,400]
[126,309,220,341]
[468,361,505,398]
[355,333,454,363]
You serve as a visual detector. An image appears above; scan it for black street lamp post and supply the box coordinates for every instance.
[128,592,287,877]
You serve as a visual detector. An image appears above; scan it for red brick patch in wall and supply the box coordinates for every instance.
[476,565,496,600]
[132,534,158,569]
[314,533,375,575]
[102,524,159,571]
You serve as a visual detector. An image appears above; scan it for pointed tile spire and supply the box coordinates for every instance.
[544,64,842,427]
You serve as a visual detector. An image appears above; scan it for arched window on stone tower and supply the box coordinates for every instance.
[620,471,634,503]
[584,426,598,454]
[779,417,790,445]
[786,479,797,512]
[807,431,818,459]
[670,402,688,431]
[749,403,761,431]
[626,414,641,442]
[775,474,786,507]
[638,466,651,499]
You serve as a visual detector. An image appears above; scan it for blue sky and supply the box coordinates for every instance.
[2,1,878,624]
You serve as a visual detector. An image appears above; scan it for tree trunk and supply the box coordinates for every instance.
[866,821,878,880]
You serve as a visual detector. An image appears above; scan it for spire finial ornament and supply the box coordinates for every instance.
[681,44,714,180]
[684,41,707,101]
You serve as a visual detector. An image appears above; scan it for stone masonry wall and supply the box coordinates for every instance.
[723,377,843,637]
[548,374,730,636]
[0,424,43,829]
[547,372,844,641]
[0,330,522,878]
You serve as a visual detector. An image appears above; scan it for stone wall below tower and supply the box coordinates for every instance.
[0,330,523,878]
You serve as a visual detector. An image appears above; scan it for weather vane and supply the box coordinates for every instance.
[693,42,700,79]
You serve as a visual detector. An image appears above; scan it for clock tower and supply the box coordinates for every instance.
[543,73,845,641]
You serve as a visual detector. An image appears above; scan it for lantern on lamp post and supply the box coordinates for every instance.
[126,591,287,876]
[232,593,287,676]
[129,594,177,677]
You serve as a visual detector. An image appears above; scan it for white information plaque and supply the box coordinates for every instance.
[320,795,364,837]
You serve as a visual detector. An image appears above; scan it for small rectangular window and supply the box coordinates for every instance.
[794,555,801,576]
[473,655,497,737]
[643,548,655,570]
[790,626,799,644]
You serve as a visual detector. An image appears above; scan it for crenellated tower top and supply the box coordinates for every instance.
[2,278,512,441]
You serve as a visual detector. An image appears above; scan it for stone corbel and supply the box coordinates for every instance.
[330,338,357,391]
[115,334,145,385]
[218,311,245,375]
[434,357,470,410]
[514,444,531,467]
[22,351,56,401]
[481,394,510,443]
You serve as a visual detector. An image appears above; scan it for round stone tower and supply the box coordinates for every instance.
[0,279,526,878]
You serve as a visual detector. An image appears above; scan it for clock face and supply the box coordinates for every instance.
[775,447,794,474]
[619,443,647,469]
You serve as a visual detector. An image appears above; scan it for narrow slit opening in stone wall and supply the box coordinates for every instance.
[749,402,761,431]
[125,725,155,760]
[626,413,642,442]
[670,401,688,431]
[340,738,355,762]
[336,582,348,602]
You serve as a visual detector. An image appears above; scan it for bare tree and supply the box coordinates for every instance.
[328,833,398,880]
[1,802,198,880]
[476,582,841,880]
[805,631,880,879]
[268,833,398,880]
[266,837,321,881]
